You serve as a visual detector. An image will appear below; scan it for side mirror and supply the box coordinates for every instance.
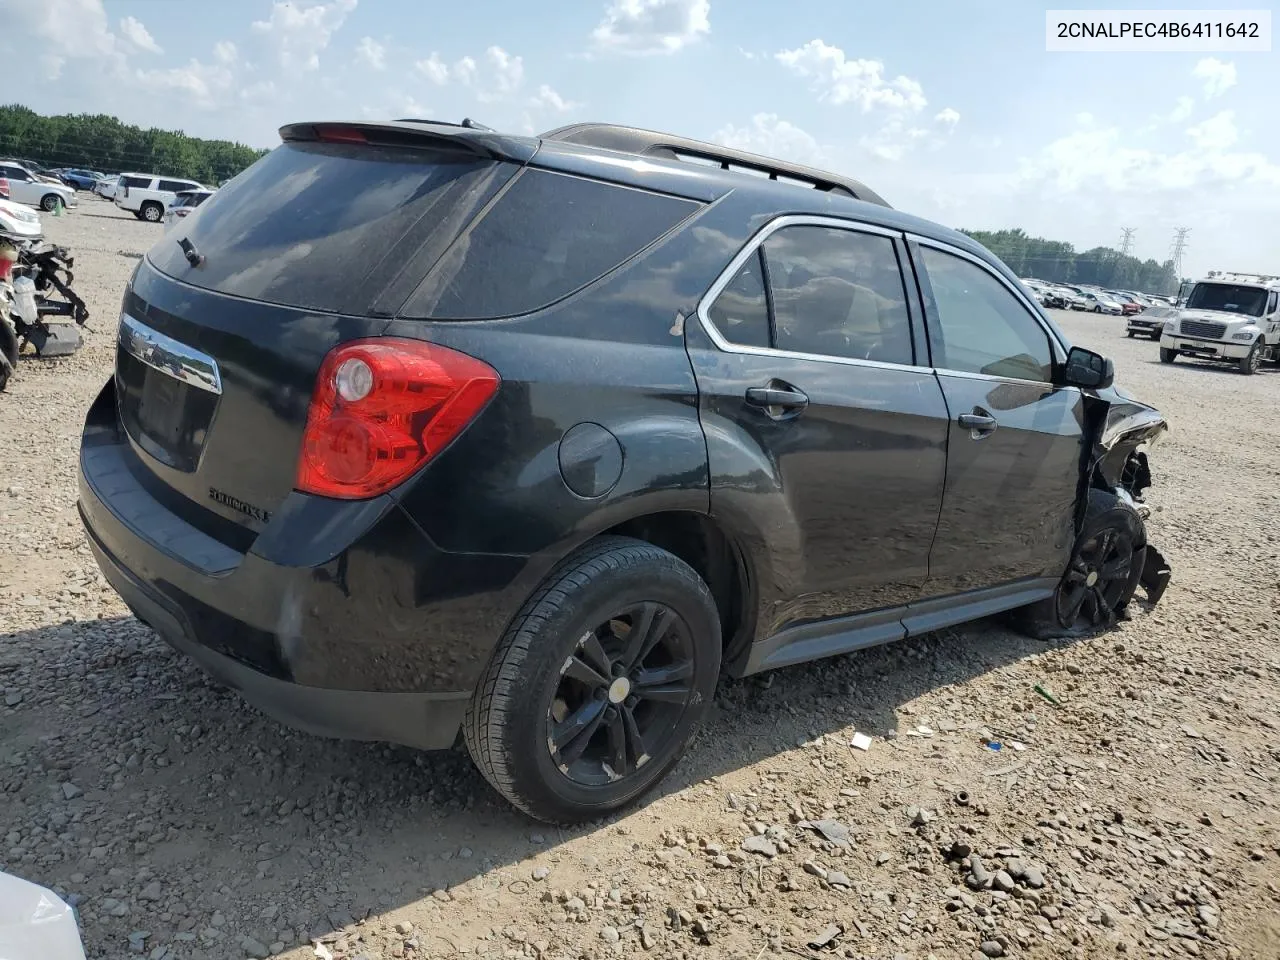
[1063,346,1114,390]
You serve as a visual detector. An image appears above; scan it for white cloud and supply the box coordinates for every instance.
[1193,57,1237,98]
[213,41,237,64]
[1187,110,1239,151]
[250,0,357,72]
[354,36,385,70]
[454,55,478,86]
[861,120,931,162]
[775,40,927,113]
[934,107,960,129]
[531,84,580,113]
[712,113,830,169]
[479,46,524,102]
[135,58,236,108]
[119,16,161,54]
[591,0,710,56]
[1168,96,1195,123]
[416,52,449,84]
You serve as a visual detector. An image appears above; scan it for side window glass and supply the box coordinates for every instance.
[707,249,770,348]
[1268,291,1278,314]
[761,226,914,365]
[158,179,189,193]
[921,247,1053,382]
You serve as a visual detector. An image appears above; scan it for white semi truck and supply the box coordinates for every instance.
[1159,271,1280,375]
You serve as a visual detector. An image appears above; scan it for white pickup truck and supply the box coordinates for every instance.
[1159,271,1280,375]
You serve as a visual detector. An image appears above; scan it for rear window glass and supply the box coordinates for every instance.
[145,141,517,316]
[401,169,700,320]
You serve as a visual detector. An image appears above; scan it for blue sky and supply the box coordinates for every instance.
[3,0,1277,278]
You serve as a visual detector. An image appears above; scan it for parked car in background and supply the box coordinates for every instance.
[114,173,206,223]
[0,161,77,211]
[95,175,123,200]
[1052,286,1086,310]
[0,178,8,200]
[163,188,215,233]
[1127,304,1176,339]
[0,159,65,186]
[59,169,105,190]
[77,118,1172,823]
[1080,291,1123,315]
[1105,291,1144,316]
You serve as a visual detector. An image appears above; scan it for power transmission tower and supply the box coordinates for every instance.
[1170,227,1191,281]
[1118,228,1136,257]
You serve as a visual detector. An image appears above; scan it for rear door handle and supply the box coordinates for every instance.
[958,410,998,437]
[745,383,808,418]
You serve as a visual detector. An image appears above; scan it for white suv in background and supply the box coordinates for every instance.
[114,173,206,223]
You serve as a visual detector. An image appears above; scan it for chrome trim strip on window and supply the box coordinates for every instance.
[905,232,1070,363]
[117,313,223,395]
[694,214,932,374]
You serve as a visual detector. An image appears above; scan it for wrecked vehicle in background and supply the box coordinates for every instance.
[1,200,89,390]
[78,119,1172,824]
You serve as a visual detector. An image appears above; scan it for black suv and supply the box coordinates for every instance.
[78,120,1172,823]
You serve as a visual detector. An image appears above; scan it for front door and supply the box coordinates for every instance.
[687,219,950,638]
[910,239,1086,598]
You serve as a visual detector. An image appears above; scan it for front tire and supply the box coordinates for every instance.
[40,194,62,212]
[1160,347,1178,363]
[1015,491,1146,641]
[464,536,722,824]
[1238,339,1262,375]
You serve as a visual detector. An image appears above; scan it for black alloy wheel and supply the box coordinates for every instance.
[465,536,721,823]
[1054,526,1136,630]
[548,602,696,786]
[1014,491,1146,640]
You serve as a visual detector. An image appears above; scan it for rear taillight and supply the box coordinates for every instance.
[0,178,8,199]
[0,257,13,283]
[297,338,500,499]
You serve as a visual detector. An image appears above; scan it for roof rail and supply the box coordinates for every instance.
[1205,270,1280,285]
[538,122,891,208]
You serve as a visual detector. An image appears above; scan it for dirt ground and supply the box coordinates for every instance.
[1,200,1278,960]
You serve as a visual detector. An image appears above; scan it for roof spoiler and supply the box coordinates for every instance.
[539,121,890,208]
[278,121,538,164]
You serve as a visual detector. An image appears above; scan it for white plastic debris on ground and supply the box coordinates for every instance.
[0,871,87,960]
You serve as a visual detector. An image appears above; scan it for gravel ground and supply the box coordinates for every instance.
[2,200,1279,960]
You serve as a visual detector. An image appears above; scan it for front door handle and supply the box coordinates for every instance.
[745,382,808,419]
[958,409,998,437]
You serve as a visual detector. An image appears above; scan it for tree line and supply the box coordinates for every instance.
[0,104,268,186]
[960,227,1180,295]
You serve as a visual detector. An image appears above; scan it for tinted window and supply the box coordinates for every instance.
[123,176,151,188]
[707,250,770,348]
[404,169,699,320]
[158,179,191,192]
[146,141,517,316]
[762,226,914,365]
[1268,292,1278,314]
[921,247,1053,382]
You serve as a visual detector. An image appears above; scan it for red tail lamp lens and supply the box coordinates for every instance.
[297,338,500,499]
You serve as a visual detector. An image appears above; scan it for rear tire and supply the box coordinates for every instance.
[1159,348,1177,364]
[464,536,722,824]
[1014,490,1146,641]
[140,201,163,223]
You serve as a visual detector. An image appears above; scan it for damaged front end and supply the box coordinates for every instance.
[1083,387,1172,606]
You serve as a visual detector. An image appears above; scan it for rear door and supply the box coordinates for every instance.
[908,237,1085,597]
[688,217,949,636]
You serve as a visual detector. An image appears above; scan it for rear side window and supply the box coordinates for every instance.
[123,175,151,188]
[146,141,518,316]
[158,179,191,192]
[762,226,915,366]
[403,169,700,320]
[706,249,770,348]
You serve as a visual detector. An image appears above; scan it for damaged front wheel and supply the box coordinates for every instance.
[1014,491,1146,640]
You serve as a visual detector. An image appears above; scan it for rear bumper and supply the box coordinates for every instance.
[83,519,469,750]
[77,380,537,750]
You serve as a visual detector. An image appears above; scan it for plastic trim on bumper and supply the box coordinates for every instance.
[82,510,469,752]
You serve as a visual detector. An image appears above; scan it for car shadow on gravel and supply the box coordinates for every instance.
[0,609,1100,950]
